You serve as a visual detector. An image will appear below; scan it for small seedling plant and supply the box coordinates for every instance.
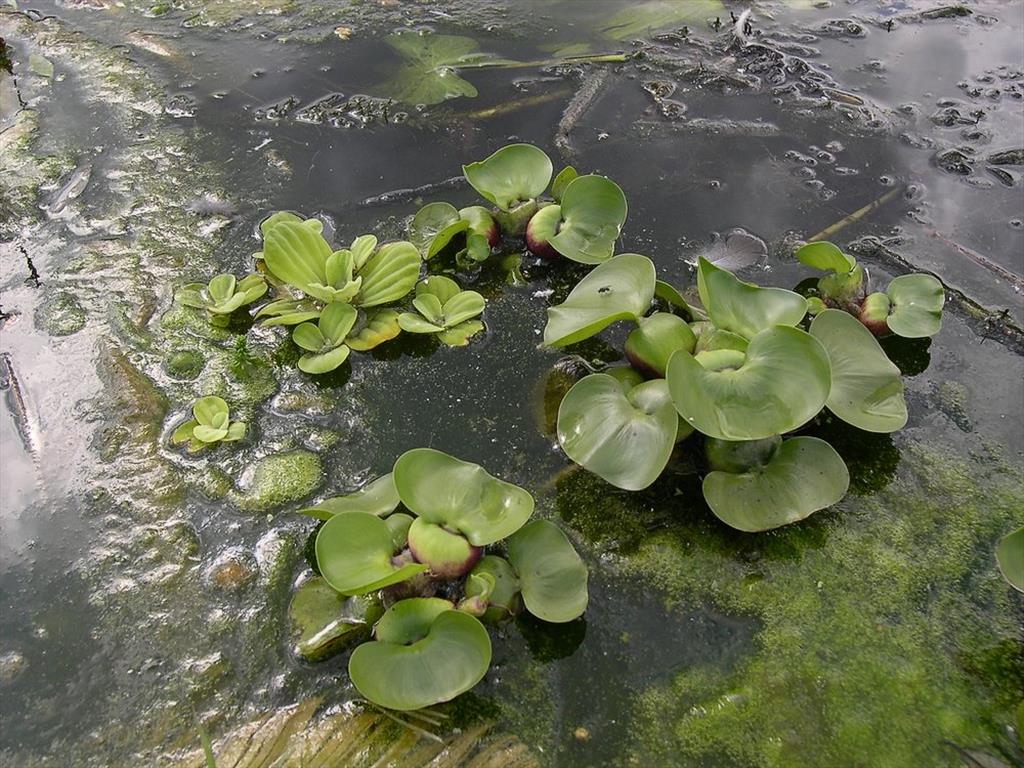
[290,448,588,711]
[542,246,945,531]
[171,396,246,452]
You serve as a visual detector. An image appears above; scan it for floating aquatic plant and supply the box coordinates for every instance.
[409,143,627,264]
[171,396,246,452]
[542,252,926,531]
[397,276,486,347]
[796,241,945,338]
[176,273,267,327]
[292,301,358,374]
[996,526,1023,593]
[291,448,588,710]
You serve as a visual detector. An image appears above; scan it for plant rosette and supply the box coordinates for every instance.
[397,276,486,346]
[525,173,627,264]
[291,301,359,374]
[462,144,553,235]
[176,273,267,327]
[302,448,589,710]
[171,395,246,453]
[407,202,498,267]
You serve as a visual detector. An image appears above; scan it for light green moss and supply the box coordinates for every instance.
[229,450,322,512]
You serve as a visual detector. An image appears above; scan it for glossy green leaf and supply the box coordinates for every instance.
[462,144,553,211]
[547,175,628,264]
[702,437,850,532]
[810,309,908,433]
[299,473,400,521]
[398,313,445,334]
[655,280,703,319]
[506,520,588,623]
[349,609,491,710]
[413,293,445,325]
[292,322,327,352]
[384,513,414,550]
[379,32,488,106]
[666,326,831,440]
[557,374,677,490]
[193,424,228,442]
[374,598,455,645]
[263,221,331,290]
[697,257,808,339]
[208,274,236,302]
[392,448,534,546]
[298,344,351,375]
[315,511,427,596]
[288,577,380,661]
[417,275,461,304]
[995,526,1024,593]
[350,235,378,270]
[345,308,402,351]
[319,302,358,343]
[408,203,467,259]
[551,166,578,202]
[442,292,485,326]
[543,253,656,347]
[356,242,421,307]
[885,274,944,338]
[193,396,229,426]
[624,312,697,378]
[795,241,855,273]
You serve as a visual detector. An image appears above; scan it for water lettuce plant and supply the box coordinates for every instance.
[409,143,627,264]
[171,396,246,452]
[397,276,485,346]
[293,448,588,710]
[543,252,927,531]
[176,273,267,327]
[796,241,945,338]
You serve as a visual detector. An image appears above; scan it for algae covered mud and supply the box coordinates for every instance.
[1,0,1022,766]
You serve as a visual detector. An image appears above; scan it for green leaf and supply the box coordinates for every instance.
[551,166,578,202]
[176,286,208,309]
[655,280,703,319]
[624,312,697,378]
[318,301,358,344]
[300,473,400,521]
[263,221,331,291]
[442,291,485,326]
[463,144,553,211]
[598,0,724,40]
[259,211,304,236]
[315,511,427,596]
[298,344,351,375]
[345,308,402,351]
[547,175,628,265]
[171,419,197,445]
[193,424,229,443]
[374,597,455,645]
[557,374,678,491]
[666,326,832,440]
[385,513,414,550]
[543,253,656,347]
[417,275,462,305]
[438,320,484,346]
[506,520,588,623]
[408,203,466,259]
[697,257,808,339]
[795,241,856,273]
[193,396,229,426]
[407,518,480,579]
[356,242,421,307]
[885,274,944,338]
[348,609,491,710]
[208,274,237,303]
[702,437,850,532]
[392,448,534,546]
[350,235,378,270]
[995,527,1024,593]
[288,577,380,661]
[459,205,497,243]
[398,313,445,334]
[413,294,445,325]
[293,322,327,352]
[379,31,487,106]
[810,309,908,433]
[224,422,246,441]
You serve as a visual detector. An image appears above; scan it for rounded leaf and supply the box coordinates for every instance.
[885,274,944,338]
[996,526,1023,593]
[356,242,421,308]
[315,511,427,595]
[702,436,850,532]
[263,221,330,290]
[557,374,677,491]
[548,174,628,265]
[697,256,807,339]
[624,312,697,378]
[462,144,553,211]
[298,344,351,374]
[392,448,534,546]
[810,309,908,433]
[193,424,229,443]
[442,291,485,326]
[319,302,359,344]
[345,308,402,351]
[398,313,444,334]
[193,396,229,426]
[408,203,467,259]
[795,241,855,273]
[348,609,491,710]
[300,473,400,521]
[506,520,588,623]
[384,513,414,551]
[437,319,484,346]
[293,322,327,352]
[417,275,462,305]
[667,326,831,440]
[705,435,782,474]
[413,293,445,325]
[207,273,237,302]
[551,166,578,202]
[289,577,380,661]
[543,253,657,347]
[374,597,455,645]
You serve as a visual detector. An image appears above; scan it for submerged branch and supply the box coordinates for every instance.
[465,88,571,120]
[556,68,611,162]
[458,53,629,71]
[808,186,902,242]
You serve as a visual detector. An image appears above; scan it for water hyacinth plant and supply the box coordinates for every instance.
[544,251,927,532]
[171,396,246,452]
[796,241,945,338]
[408,143,628,264]
[289,448,588,710]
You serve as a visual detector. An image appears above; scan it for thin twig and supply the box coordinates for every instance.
[371,707,445,744]
[807,186,902,242]
[465,88,571,120]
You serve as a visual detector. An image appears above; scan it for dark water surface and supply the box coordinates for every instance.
[1,1,1023,766]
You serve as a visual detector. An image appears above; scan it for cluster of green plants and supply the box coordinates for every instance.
[544,245,946,532]
[170,396,246,452]
[292,448,588,710]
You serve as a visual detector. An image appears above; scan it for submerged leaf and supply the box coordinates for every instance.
[379,31,490,106]
[599,0,724,40]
